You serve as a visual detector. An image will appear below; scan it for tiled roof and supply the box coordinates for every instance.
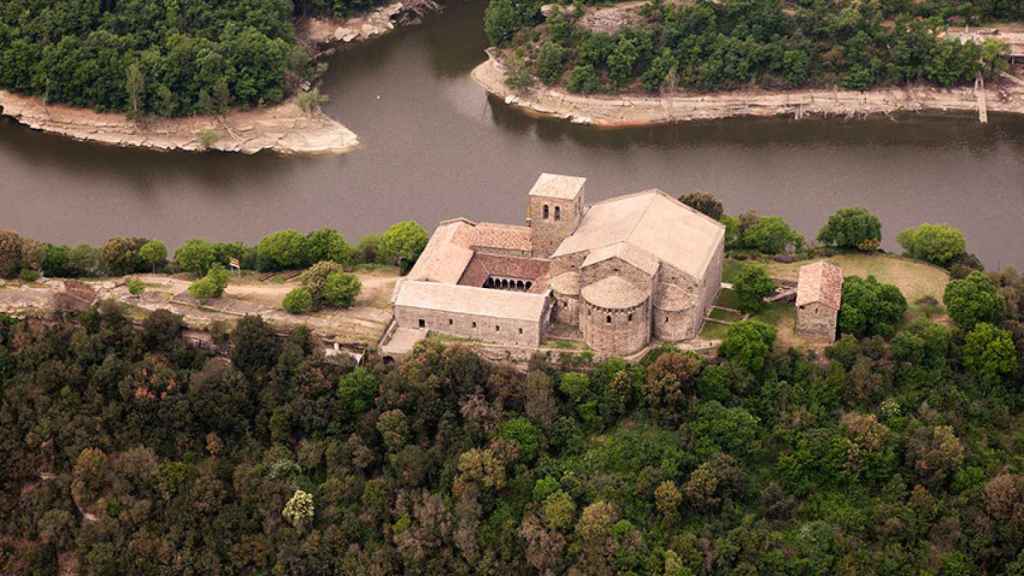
[581,276,648,309]
[549,271,580,296]
[582,241,660,276]
[528,173,586,200]
[796,261,843,309]
[394,280,549,322]
[469,222,533,253]
[458,253,550,291]
[552,190,725,280]
[406,219,476,284]
[654,283,694,311]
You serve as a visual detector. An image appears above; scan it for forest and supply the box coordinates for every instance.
[4,255,1024,574]
[486,0,1016,94]
[0,0,384,117]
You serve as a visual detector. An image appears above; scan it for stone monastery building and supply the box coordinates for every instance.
[391,174,725,356]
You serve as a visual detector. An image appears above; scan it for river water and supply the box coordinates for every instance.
[1,0,1023,268]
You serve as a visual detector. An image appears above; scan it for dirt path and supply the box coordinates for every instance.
[473,53,1024,127]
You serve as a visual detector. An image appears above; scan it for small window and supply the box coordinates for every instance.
[496,325,501,332]
[519,328,524,335]
[448,318,453,325]
[628,313,633,322]
[555,206,561,221]
[543,204,549,219]
[606,315,612,324]
[665,316,669,324]
[472,321,477,328]
[418,319,426,328]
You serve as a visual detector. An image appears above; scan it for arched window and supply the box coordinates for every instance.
[628,313,633,322]
[555,206,561,221]
[543,204,550,219]
[606,315,612,324]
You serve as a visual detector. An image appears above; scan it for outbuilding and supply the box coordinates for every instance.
[795,261,844,343]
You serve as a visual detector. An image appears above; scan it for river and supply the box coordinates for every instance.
[1,0,1023,268]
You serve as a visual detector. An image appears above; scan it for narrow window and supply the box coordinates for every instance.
[519,328,523,335]
[418,319,426,328]
[665,316,669,324]
[448,318,453,325]
[606,315,612,324]
[555,206,561,221]
[543,204,549,219]
[472,321,477,328]
[496,325,501,332]
[628,313,633,322]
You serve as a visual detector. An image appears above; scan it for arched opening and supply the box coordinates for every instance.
[543,204,549,219]
[555,206,561,221]
[606,315,612,324]
[628,313,633,322]
[526,281,532,290]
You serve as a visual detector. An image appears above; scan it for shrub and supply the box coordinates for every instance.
[679,192,724,221]
[256,230,310,271]
[838,275,907,338]
[188,265,230,301]
[943,271,1004,331]
[283,287,314,315]
[498,417,544,462]
[0,230,24,279]
[19,269,40,283]
[68,244,101,277]
[897,224,966,267]
[321,272,361,309]
[732,264,774,314]
[817,208,882,251]
[175,239,217,277]
[127,278,145,296]
[139,240,167,273]
[355,234,383,264]
[741,216,803,254]
[42,244,72,277]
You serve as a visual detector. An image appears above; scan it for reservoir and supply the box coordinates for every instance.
[1,0,1023,268]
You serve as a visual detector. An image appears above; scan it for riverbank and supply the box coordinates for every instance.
[472,53,1024,126]
[0,90,359,155]
[0,1,440,155]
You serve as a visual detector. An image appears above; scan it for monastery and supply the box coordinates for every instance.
[390,173,726,356]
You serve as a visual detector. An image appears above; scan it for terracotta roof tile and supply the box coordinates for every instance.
[796,261,843,309]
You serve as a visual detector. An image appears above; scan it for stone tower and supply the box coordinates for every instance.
[527,173,586,258]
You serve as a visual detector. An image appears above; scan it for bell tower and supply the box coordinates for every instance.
[526,173,586,258]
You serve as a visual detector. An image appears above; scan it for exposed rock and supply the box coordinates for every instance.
[472,53,1024,126]
[0,90,359,156]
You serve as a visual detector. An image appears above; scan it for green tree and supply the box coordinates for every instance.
[485,0,535,46]
[379,221,428,272]
[535,41,566,85]
[499,417,544,462]
[338,367,378,415]
[607,36,639,88]
[282,490,315,530]
[0,230,23,279]
[897,223,966,267]
[943,271,1004,330]
[175,239,217,277]
[838,275,907,337]
[817,207,882,251]
[962,322,1018,385]
[257,230,310,271]
[732,264,774,314]
[306,228,352,265]
[719,320,776,373]
[679,192,724,221]
[741,216,803,254]
[567,64,602,94]
[188,265,230,301]
[139,240,167,273]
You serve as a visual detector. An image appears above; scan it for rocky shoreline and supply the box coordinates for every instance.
[472,53,1024,126]
[0,1,438,155]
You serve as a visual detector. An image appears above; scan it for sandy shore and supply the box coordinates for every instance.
[0,91,359,155]
[472,53,1024,126]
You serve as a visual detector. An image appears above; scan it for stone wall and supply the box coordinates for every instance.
[552,292,580,326]
[580,297,651,355]
[395,304,546,347]
[653,306,695,341]
[796,303,838,343]
[528,194,583,258]
[550,252,587,277]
